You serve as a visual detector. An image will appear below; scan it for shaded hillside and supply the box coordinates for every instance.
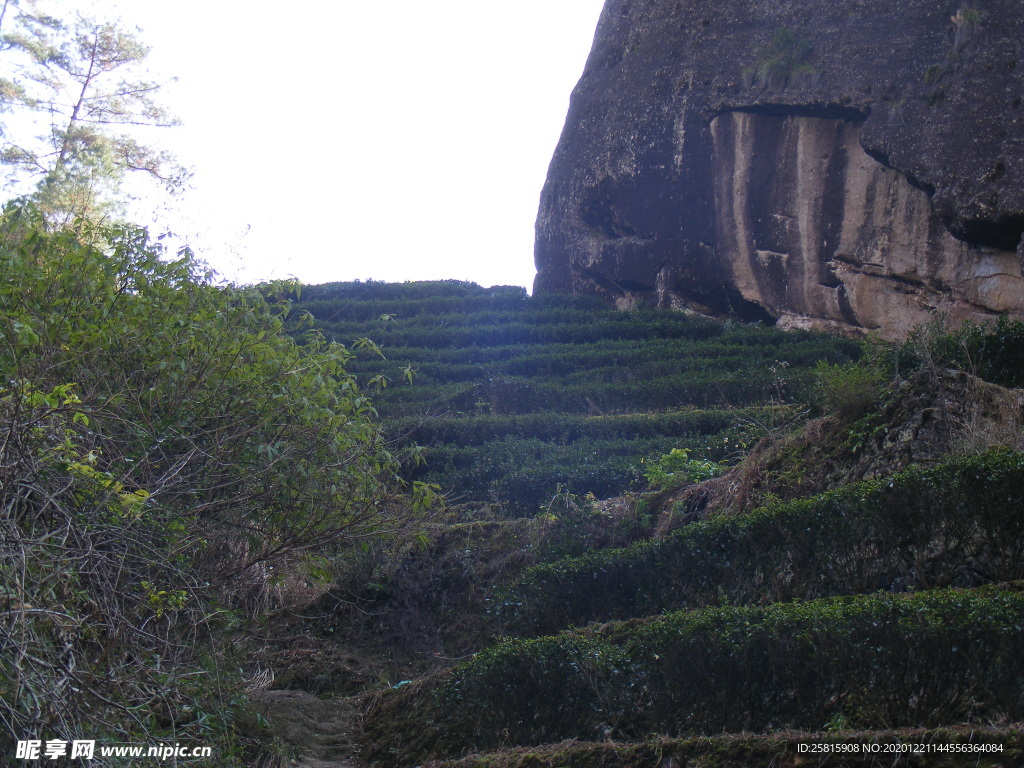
[294,280,858,513]
[240,283,1024,767]
[360,441,1024,766]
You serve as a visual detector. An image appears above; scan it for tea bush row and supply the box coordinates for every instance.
[390,407,772,447]
[317,317,728,351]
[410,434,743,514]
[350,333,856,370]
[494,449,1024,634]
[321,317,855,363]
[343,341,841,407]
[376,370,809,419]
[361,589,1024,765]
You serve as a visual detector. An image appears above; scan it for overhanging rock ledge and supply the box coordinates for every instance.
[534,0,1024,337]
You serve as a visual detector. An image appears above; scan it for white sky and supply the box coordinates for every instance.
[84,0,608,289]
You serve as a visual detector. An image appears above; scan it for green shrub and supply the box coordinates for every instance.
[901,316,1024,389]
[812,359,887,419]
[642,447,724,491]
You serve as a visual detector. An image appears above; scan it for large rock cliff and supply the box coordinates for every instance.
[534,0,1024,337]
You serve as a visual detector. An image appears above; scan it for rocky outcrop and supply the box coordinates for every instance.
[534,0,1024,337]
[668,368,1024,525]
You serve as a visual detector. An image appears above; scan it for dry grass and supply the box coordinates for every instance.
[951,377,1024,454]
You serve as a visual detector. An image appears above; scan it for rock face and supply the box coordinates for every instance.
[534,0,1024,337]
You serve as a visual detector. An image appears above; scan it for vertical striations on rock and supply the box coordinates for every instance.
[534,0,1024,337]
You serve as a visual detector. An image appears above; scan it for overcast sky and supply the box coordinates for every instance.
[79,1,607,289]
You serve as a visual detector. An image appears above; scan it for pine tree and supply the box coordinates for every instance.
[0,2,186,225]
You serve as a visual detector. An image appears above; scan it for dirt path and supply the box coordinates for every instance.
[255,689,360,767]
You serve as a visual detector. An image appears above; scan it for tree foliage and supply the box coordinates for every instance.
[0,2,186,224]
[0,205,425,755]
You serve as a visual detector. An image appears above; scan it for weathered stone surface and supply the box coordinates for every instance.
[534,0,1024,337]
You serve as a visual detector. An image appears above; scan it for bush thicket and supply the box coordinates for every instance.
[900,316,1024,389]
[0,206,425,758]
